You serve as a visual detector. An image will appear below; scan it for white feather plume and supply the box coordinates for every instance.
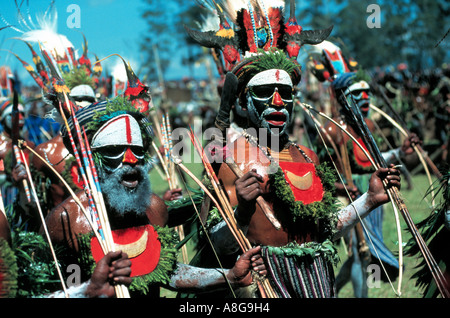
[217,0,285,24]
[19,7,75,62]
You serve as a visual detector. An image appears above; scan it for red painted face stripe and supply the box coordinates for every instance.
[125,115,132,144]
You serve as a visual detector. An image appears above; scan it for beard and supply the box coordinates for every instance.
[99,163,152,229]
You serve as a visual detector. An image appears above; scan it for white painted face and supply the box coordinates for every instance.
[245,69,294,136]
[91,114,145,172]
[1,103,25,131]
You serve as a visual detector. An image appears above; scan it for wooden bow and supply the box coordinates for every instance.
[374,86,442,180]
[298,101,371,263]
[369,103,437,206]
[300,101,404,296]
[15,141,68,297]
[336,93,449,298]
[171,152,277,298]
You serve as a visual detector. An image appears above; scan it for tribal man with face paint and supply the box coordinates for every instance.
[244,68,294,139]
[326,72,422,176]
[318,71,422,298]
[188,48,401,298]
[182,0,403,298]
[44,97,266,298]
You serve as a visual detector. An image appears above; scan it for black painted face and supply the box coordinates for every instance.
[342,81,371,118]
[246,83,294,136]
[347,88,370,117]
[96,145,146,173]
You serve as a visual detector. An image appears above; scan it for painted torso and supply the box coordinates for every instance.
[323,116,376,174]
[217,135,322,247]
[45,190,171,296]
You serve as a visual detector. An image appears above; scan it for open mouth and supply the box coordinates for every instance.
[265,112,286,126]
[121,170,140,189]
[360,102,370,113]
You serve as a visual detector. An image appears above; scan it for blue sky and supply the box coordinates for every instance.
[0,0,197,85]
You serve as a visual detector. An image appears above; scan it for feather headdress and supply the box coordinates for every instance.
[2,3,106,117]
[17,6,76,78]
[305,40,359,83]
[186,0,333,91]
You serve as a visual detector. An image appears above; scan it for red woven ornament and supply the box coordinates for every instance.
[242,9,258,53]
[267,7,283,49]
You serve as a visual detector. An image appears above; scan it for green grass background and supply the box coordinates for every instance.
[335,174,434,298]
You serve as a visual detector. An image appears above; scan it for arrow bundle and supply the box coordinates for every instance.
[188,128,277,298]
[57,93,130,298]
[340,94,450,298]
[154,111,191,264]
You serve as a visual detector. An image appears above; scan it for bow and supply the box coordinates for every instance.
[297,101,371,264]
[171,151,277,298]
[188,128,277,298]
[337,94,449,297]
[300,101,404,296]
[373,85,442,180]
[369,103,437,207]
[19,141,99,235]
[15,142,69,297]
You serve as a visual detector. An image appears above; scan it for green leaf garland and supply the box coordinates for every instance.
[268,162,341,241]
[75,225,179,295]
[0,238,18,298]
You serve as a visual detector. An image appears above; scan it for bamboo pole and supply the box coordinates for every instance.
[159,113,188,263]
[59,94,129,298]
[188,131,278,298]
